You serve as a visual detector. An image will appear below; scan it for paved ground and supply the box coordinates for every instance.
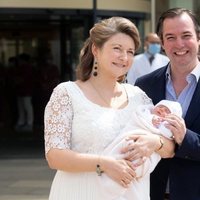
[0,127,55,200]
[0,158,55,200]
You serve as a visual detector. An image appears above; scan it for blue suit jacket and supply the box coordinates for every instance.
[135,66,200,200]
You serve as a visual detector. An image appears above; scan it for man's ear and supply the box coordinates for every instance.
[161,41,165,52]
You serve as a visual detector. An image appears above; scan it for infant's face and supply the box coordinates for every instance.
[152,105,171,117]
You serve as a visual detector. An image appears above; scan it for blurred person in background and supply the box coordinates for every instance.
[14,53,34,132]
[127,33,169,85]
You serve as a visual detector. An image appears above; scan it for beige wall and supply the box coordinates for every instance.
[0,0,93,9]
[0,0,150,13]
[97,0,151,13]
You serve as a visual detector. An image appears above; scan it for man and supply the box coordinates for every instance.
[127,32,169,85]
[135,8,200,200]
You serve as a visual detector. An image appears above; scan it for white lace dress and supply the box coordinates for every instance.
[44,81,152,200]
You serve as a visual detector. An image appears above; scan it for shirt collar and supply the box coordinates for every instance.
[191,62,200,82]
[166,62,200,82]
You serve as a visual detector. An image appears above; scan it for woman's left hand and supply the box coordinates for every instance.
[121,134,160,163]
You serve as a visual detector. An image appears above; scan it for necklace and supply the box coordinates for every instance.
[89,80,119,107]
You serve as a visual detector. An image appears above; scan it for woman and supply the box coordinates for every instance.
[44,17,175,200]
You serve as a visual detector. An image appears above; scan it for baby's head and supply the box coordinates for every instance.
[153,100,182,117]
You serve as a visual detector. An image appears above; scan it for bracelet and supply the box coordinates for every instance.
[96,156,104,176]
[96,164,104,176]
[157,136,164,151]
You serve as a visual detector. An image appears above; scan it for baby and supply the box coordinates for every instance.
[136,100,183,139]
[96,100,182,199]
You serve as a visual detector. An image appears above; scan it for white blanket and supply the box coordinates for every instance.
[96,104,169,199]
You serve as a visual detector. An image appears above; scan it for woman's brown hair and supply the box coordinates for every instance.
[76,16,141,81]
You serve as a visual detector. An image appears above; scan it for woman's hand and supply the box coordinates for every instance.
[121,134,161,163]
[101,157,136,188]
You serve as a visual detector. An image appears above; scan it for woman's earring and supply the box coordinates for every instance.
[93,60,98,76]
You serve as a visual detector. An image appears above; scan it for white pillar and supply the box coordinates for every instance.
[151,0,156,32]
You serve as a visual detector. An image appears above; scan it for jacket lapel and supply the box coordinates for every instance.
[151,67,166,104]
[184,80,200,127]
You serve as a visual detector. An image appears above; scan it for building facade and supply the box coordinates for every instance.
[0,0,152,81]
[0,0,199,136]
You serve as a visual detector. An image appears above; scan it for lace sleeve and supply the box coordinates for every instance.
[140,89,153,105]
[44,84,73,154]
[126,84,153,106]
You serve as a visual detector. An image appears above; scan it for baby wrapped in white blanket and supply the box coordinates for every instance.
[97,100,182,200]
